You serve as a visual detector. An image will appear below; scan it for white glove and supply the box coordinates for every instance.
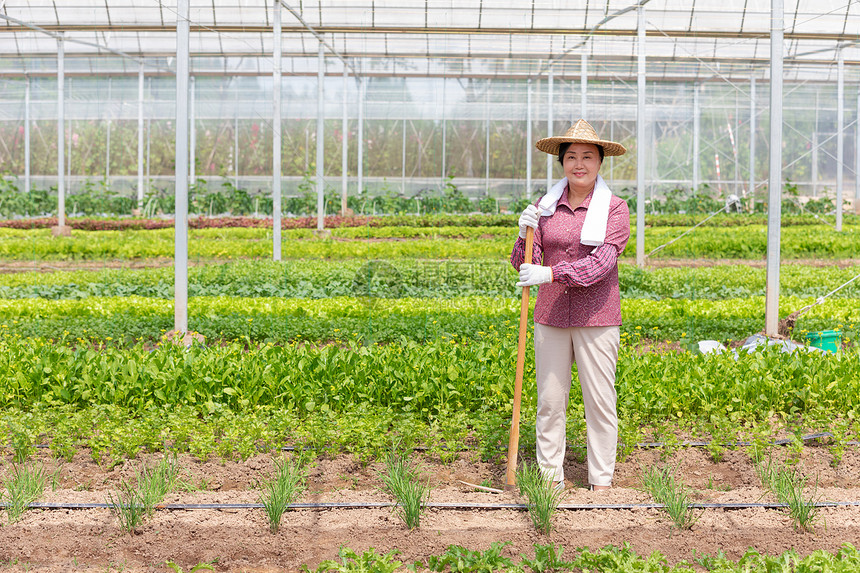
[516,263,553,287]
[518,205,540,239]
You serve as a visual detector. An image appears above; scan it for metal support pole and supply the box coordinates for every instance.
[856,88,860,215]
[234,87,239,189]
[812,92,819,196]
[610,81,615,186]
[138,63,145,208]
[526,78,532,198]
[734,90,740,195]
[68,107,72,195]
[357,77,364,197]
[57,33,65,228]
[580,52,587,119]
[175,0,190,334]
[24,76,30,194]
[749,77,756,210]
[547,67,554,192]
[693,83,700,193]
[342,63,348,215]
[106,78,112,182]
[441,79,447,181]
[316,41,325,231]
[146,78,151,193]
[401,116,406,195]
[273,0,282,258]
[485,84,490,192]
[764,0,784,337]
[190,76,196,186]
[146,117,151,193]
[636,6,646,268]
[648,108,655,206]
[836,49,844,232]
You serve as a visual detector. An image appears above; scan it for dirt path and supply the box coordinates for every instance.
[1,443,859,572]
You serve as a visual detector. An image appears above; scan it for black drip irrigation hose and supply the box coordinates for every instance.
[5,501,860,512]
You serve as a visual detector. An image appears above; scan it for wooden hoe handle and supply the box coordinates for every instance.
[505,225,534,489]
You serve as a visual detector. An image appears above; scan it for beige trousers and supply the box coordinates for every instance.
[534,322,620,486]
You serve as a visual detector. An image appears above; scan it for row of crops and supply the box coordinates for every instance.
[0,294,853,343]
[0,213,858,467]
[3,332,859,461]
[1,212,859,569]
[1,223,859,259]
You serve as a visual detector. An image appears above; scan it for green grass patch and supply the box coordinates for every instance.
[379,450,430,530]
[641,465,699,530]
[516,462,567,535]
[259,456,306,534]
[754,453,822,532]
[2,462,48,523]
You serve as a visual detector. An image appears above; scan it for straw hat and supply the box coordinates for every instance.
[535,119,627,156]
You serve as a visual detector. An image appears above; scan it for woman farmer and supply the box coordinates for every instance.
[511,119,630,491]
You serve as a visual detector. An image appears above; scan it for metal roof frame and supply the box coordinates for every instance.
[0,1,856,84]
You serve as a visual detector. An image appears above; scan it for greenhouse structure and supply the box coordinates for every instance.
[0,2,859,571]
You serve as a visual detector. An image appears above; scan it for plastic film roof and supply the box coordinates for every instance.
[0,1,858,82]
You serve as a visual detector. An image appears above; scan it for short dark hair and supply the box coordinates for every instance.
[558,142,604,165]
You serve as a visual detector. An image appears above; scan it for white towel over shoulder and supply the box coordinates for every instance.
[537,174,613,247]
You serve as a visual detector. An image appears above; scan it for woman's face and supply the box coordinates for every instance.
[562,143,602,193]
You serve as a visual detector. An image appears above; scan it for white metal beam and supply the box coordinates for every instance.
[357,76,364,198]
[189,75,196,186]
[234,86,239,189]
[526,78,532,199]
[581,52,587,119]
[316,40,324,231]
[341,62,348,215]
[692,83,699,193]
[636,5,645,268]
[836,49,844,231]
[765,0,783,337]
[441,79,447,181]
[812,93,819,197]
[106,77,112,182]
[137,61,144,208]
[546,67,553,192]
[485,83,490,191]
[174,0,190,334]
[57,32,65,228]
[273,0,282,258]
[749,77,756,211]
[24,76,30,194]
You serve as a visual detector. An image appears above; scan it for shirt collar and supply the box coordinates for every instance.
[557,182,594,211]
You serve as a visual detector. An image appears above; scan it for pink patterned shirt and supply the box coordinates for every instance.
[511,184,630,328]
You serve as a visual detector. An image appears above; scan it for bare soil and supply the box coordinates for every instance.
[2,443,860,572]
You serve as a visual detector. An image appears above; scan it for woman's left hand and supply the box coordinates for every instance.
[516,263,553,287]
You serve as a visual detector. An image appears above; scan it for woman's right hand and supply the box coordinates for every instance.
[518,205,540,239]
